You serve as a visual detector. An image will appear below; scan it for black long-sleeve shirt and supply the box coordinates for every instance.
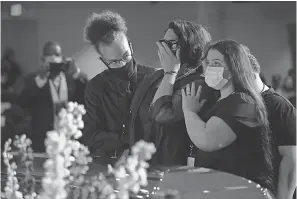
[82,63,154,157]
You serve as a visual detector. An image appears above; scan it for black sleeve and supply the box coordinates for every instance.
[199,83,220,121]
[73,78,87,105]
[212,96,261,136]
[16,76,44,109]
[151,79,219,124]
[82,82,121,156]
[265,94,296,146]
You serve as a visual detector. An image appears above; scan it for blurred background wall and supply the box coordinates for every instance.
[1,1,296,84]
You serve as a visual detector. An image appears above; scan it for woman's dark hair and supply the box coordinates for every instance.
[168,20,212,68]
[204,39,275,191]
[84,10,127,52]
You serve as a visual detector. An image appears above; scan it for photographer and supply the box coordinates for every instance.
[16,41,86,152]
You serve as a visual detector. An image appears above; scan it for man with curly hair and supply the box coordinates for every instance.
[82,10,154,158]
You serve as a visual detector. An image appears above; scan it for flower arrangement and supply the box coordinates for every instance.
[2,102,156,199]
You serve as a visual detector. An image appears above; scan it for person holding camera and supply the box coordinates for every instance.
[16,41,87,152]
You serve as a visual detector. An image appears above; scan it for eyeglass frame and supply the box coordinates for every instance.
[158,39,180,51]
[99,42,134,69]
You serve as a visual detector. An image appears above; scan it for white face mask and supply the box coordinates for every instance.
[205,67,228,90]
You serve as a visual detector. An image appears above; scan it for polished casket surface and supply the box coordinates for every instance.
[1,153,274,199]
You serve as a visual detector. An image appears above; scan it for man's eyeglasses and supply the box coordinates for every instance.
[158,39,180,51]
[100,52,133,68]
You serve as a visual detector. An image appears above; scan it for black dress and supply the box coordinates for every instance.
[194,93,275,193]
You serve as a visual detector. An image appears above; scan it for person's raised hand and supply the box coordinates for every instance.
[156,41,181,73]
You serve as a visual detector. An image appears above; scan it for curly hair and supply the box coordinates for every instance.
[84,10,128,51]
[168,20,212,68]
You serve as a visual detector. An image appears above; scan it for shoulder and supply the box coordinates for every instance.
[136,64,156,73]
[220,93,257,116]
[262,88,295,111]
[140,67,163,82]
[136,64,156,74]
[85,71,110,95]
[213,94,262,129]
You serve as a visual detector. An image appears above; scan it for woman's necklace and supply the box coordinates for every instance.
[176,66,198,81]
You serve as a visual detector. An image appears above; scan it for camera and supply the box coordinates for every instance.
[48,60,70,78]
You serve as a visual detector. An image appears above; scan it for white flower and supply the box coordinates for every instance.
[130,183,140,194]
[58,109,67,119]
[43,159,54,169]
[76,114,82,121]
[107,193,116,199]
[45,131,66,156]
[73,130,82,139]
[139,160,149,169]
[77,120,84,129]
[114,166,127,179]
[138,167,148,186]
[66,113,74,122]
[126,156,138,172]
[131,146,140,155]
[42,177,53,191]
[69,125,78,135]
[14,190,23,199]
[67,102,75,112]
[107,165,114,174]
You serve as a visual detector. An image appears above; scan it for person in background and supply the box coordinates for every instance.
[245,46,296,199]
[272,74,284,96]
[1,47,22,102]
[15,41,86,152]
[126,20,219,166]
[282,68,296,107]
[82,11,154,158]
[181,40,276,194]
[1,48,28,149]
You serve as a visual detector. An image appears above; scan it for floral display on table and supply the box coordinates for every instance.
[2,102,156,199]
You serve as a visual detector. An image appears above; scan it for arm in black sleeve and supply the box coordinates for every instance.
[151,80,219,124]
[265,95,296,146]
[73,78,87,105]
[82,83,121,156]
[16,75,44,109]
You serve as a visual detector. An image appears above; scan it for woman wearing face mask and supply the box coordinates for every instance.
[181,40,276,194]
[125,20,219,166]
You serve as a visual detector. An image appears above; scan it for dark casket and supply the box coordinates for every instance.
[1,153,274,199]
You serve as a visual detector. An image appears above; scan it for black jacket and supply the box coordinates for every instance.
[82,63,155,157]
[125,68,219,166]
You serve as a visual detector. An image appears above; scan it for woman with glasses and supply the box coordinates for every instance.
[181,40,276,195]
[126,20,219,166]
